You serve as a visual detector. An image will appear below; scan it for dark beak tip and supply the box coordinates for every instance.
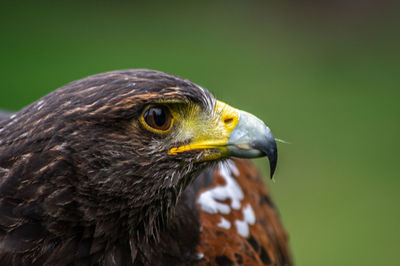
[269,140,278,179]
[255,139,278,180]
[269,154,277,179]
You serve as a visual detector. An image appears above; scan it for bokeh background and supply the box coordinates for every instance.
[1,1,399,265]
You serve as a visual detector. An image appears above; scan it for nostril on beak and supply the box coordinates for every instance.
[224,118,233,124]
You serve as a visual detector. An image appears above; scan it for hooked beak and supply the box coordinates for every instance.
[227,110,277,178]
[169,101,278,178]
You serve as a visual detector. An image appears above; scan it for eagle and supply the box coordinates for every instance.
[0,70,291,265]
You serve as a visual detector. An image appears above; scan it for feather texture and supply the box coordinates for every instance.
[0,70,291,265]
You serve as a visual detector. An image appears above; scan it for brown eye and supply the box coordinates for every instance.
[143,106,173,132]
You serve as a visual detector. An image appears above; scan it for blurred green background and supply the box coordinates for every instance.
[1,1,399,265]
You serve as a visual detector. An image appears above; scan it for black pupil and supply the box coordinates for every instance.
[151,108,165,127]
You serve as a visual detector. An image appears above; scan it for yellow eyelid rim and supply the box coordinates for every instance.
[139,105,174,134]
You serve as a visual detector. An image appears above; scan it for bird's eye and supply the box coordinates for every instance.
[141,105,173,133]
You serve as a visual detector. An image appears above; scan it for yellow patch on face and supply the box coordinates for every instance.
[169,100,240,160]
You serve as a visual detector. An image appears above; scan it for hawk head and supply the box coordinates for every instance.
[0,69,277,242]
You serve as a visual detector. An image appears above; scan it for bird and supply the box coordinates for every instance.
[0,69,291,265]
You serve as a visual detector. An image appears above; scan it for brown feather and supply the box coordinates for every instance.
[0,69,291,265]
[194,159,291,265]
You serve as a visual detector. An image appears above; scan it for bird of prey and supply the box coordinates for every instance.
[0,70,291,265]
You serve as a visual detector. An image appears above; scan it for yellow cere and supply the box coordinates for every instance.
[169,100,240,159]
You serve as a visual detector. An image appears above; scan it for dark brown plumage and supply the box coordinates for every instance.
[0,69,291,265]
